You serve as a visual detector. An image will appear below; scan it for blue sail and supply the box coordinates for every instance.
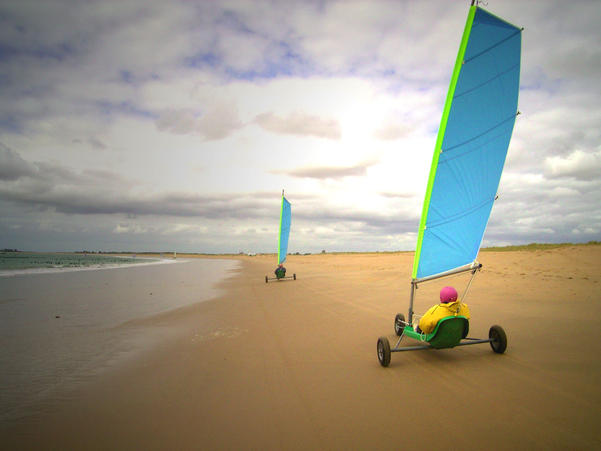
[413,7,522,280]
[278,196,291,264]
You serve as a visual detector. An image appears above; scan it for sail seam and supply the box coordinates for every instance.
[464,28,521,64]
[427,196,494,229]
[454,63,520,99]
[439,127,514,165]
[442,113,518,154]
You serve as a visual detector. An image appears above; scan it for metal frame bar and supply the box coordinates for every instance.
[266,276,295,282]
[414,262,482,285]
[391,337,492,352]
[460,264,480,303]
[408,262,482,325]
[408,283,417,325]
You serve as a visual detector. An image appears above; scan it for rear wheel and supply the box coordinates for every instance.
[394,313,406,336]
[489,325,507,354]
[265,276,268,283]
[293,273,296,280]
[377,337,391,367]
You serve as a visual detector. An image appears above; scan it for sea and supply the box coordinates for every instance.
[0,252,160,276]
[0,253,239,426]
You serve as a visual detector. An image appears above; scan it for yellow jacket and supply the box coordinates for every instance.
[418,301,471,334]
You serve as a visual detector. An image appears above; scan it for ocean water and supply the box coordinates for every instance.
[0,252,160,276]
[0,258,239,425]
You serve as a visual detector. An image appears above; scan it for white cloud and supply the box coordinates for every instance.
[255,112,341,139]
[373,123,411,141]
[544,149,601,181]
[273,160,377,179]
[155,104,243,140]
[113,223,148,234]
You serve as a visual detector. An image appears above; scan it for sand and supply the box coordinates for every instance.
[3,245,601,450]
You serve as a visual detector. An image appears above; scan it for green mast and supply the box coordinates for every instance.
[411,5,477,279]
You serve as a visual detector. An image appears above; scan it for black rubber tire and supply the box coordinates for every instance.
[394,313,406,336]
[377,337,391,367]
[489,325,507,354]
[265,276,268,283]
[293,273,296,280]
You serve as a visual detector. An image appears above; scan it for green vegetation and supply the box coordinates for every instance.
[481,241,600,252]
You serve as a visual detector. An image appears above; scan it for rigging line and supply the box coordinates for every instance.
[464,28,522,64]
[442,113,518,153]
[454,62,520,99]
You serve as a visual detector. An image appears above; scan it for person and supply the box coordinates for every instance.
[274,263,286,278]
[416,286,470,334]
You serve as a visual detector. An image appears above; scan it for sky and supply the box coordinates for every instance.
[1,0,600,254]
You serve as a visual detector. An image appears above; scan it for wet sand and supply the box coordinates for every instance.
[3,245,601,449]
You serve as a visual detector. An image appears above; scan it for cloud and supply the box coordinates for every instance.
[273,160,377,179]
[0,142,36,180]
[379,191,415,199]
[113,223,148,234]
[161,223,209,235]
[544,149,601,181]
[0,143,137,188]
[156,103,243,140]
[373,123,411,141]
[155,110,200,134]
[295,206,417,234]
[254,112,341,139]
[0,177,274,218]
[72,137,107,150]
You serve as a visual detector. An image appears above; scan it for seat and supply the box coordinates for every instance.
[403,316,469,349]
[426,316,469,348]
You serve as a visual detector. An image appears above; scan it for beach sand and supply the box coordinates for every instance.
[3,246,601,449]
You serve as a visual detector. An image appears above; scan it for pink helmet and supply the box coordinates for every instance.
[440,286,458,303]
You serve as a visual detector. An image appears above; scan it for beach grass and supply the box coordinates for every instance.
[481,241,600,252]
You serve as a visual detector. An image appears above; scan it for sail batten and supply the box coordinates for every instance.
[412,6,522,280]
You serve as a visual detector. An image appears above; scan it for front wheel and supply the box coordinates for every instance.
[489,325,507,354]
[377,337,391,367]
[394,313,406,336]
[265,276,268,283]
[293,273,296,280]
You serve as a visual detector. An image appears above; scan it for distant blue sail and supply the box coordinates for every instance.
[413,7,522,280]
[278,196,291,264]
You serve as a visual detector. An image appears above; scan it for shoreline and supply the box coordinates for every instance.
[0,258,241,428]
[3,246,601,449]
[0,257,180,278]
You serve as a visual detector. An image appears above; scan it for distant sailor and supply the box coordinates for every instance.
[275,264,286,278]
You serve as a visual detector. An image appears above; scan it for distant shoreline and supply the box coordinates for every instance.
[2,240,599,257]
[0,253,176,278]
